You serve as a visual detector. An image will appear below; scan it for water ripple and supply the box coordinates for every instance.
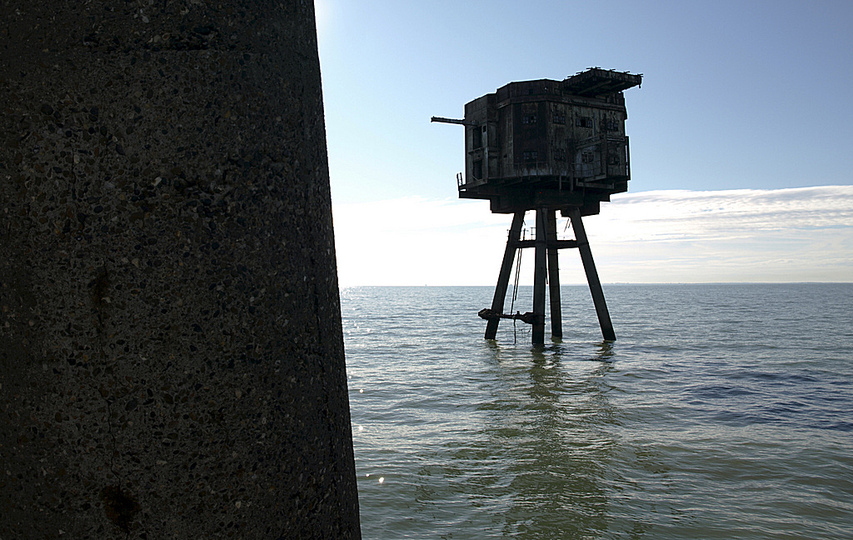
[344,284,853,539]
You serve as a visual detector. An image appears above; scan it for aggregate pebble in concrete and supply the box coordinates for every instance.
[0,1,360,537]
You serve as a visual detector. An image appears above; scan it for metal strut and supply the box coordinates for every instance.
[478,309,535,324]
[568,208,616,341]
[481,208,616,344]
[484,212,525,340]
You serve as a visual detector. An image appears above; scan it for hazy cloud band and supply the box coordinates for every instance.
[333,185,853,286]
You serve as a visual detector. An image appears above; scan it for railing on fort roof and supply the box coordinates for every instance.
[457,151,628,191]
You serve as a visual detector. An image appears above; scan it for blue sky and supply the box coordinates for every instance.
[315,1,853,285]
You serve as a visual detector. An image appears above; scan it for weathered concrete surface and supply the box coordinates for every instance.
[0,1,360,538]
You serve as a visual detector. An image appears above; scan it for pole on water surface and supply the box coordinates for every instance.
[532,208,548,345]
[484,207,614,344]
[568,207,616,341]
[485,211,525,340]
[546,210,563,340]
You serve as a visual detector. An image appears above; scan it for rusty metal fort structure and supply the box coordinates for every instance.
[433,68,642,345]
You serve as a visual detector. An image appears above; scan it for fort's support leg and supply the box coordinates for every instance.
[569,208,616,341]
[485,211,525,339]
[547,210,563,339]
[532,209,548,345]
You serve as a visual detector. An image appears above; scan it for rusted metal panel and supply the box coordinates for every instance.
[455,68,640,215]
[563,67,643,97]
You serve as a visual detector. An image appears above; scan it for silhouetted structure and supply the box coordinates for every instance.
[433,68,641,345]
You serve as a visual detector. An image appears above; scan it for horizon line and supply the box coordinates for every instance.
[340,281,853,288]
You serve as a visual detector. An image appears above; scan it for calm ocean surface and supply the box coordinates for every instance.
[341,284,853,539]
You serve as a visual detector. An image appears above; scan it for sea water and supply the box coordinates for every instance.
[341,284,853,539]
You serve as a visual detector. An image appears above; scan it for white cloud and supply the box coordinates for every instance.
[332,186,853,286]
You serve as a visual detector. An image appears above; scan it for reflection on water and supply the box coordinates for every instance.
[345,285,853,539]
[428,341,620,538]
[593,340,615,362]
[503,345,615,537]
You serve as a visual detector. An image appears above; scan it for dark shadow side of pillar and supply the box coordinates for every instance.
[485,211,525,340]
[0,1,360,538]
[532,209,548,345]
[568,208,617,341]
[546,210,563,339]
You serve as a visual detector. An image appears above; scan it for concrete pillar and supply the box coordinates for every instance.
[0,1,360,538]
[532,209,548,345]
[485,211,524,340]
[546,210,562,339]
[568,208,616,342]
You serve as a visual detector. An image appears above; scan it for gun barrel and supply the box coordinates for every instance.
[431,116,474,126]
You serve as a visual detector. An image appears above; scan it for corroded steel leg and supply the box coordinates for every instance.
[532,209,548,345]
[569,208,616,341]
[547,210,562,339]
[485,211,525,339]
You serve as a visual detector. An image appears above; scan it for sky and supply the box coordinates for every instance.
[315,0,853,286]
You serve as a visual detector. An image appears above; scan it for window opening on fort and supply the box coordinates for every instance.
[473,127,482,148]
